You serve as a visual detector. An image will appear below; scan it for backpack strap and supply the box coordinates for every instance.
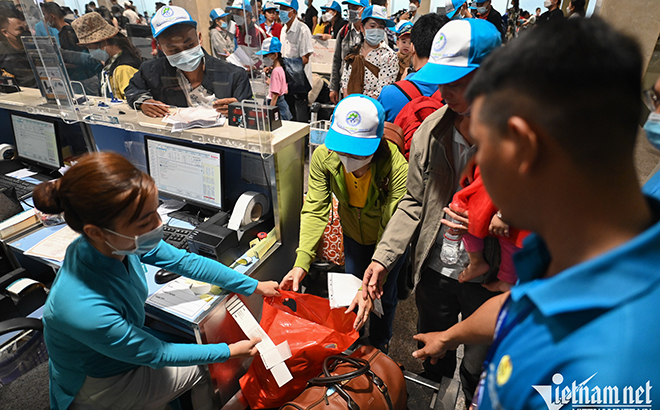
[393,80,423,102]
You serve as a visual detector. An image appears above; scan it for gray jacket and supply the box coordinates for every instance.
[372,105,458,289]
[329,23,363,92]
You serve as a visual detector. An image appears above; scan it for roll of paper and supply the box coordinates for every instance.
[0,143,16,160]
[227,191,270,231]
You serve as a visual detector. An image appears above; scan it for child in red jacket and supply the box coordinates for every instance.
[449,166,530,292]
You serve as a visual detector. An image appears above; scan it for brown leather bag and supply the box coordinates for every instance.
[383,122,405,155]
[280,346,407,410]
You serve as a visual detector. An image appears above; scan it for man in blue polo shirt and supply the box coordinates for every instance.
[377,13,447,123]
[412,18,660,409]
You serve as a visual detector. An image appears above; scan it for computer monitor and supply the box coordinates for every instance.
[145,136,225,212]
[10,114,63,171]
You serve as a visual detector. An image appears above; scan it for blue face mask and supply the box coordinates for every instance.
[476,6,488,14]
[279,9,291,24]
[364,28,385,46]
[166,44,204,72]
[105,224,163,256]
[644,112,660,150]
[221,21,228,29]
[90,47,109,63]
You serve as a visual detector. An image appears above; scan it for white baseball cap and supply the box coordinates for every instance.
[325,94,385,157]
[151,5,197,38]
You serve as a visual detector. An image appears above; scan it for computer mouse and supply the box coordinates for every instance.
[154,269,181,284]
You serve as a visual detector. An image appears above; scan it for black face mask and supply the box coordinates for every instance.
[17,29,31,39]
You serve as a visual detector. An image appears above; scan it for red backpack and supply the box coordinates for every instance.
[392,81,444,160]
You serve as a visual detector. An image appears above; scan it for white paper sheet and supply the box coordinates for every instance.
[24,225,80,262]
[5,168,37,179]
[328,272,383,317]
[147,279,209,320]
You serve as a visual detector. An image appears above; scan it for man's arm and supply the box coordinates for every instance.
[413,292,508,363]
[329,28,344,92]
[232,68,254,101]
[124,65,153,109]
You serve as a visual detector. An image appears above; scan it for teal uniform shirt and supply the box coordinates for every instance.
[479,197,660,409]
[43,237,258,410]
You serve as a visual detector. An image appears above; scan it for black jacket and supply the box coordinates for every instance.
[537,8,565,25]
[124,50,252,108]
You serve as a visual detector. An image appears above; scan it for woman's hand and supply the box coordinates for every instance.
[489,213,509,237]
[412,331,455,364]
[280,267,307,292]
[321,34,332,41]
[255,280,281,297]
[441,206,469,237]
[228,337,261,358]
[346,289,373,331]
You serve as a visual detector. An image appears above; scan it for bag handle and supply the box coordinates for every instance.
[309,355,370,385]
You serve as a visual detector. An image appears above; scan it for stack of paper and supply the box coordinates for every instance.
[0,209,39,240]
[162,106,226,132]
[327,272,383,317]
[227,47,253,70]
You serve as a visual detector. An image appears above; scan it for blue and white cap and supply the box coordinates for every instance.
[395,20,413,36]
[275,0,299,11]
[325,95,385,157]
[341,0,368,8]
[445,0,467,18]
[320,0,341,13]
[255,37,282,54]
[210,8,229,21]
[263,1,278,11]
[361,5,395,27]
[151,6,198,38]
[227,0,253,14]
[412,19,501,85]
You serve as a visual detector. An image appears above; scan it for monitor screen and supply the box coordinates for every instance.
[145,136,224,211]
[11,114,62,170]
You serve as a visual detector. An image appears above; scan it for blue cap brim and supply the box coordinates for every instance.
[341,0,362,6]
[153,21,197,38]
[325,128,381,156]
[255,50,275,55]
[363,16,395,27]
[446,9,457,18]
[321,6,340,12]
[412,63,478,85]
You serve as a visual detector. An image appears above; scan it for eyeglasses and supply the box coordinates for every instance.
[643,88,660,112]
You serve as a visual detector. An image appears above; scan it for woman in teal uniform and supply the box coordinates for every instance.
[33,152,280,410]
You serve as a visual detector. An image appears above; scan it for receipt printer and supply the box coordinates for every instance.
[228,102,282,131]
[187,211,239,265]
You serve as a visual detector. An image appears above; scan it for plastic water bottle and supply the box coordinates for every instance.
[440,216,461,265]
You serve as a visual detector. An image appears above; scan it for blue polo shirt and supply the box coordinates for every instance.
[478,197,660,409]
[377,75,439,123]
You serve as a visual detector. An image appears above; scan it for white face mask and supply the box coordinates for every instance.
[409,3,417,12]
[364,28,385,46]
[544,0,552,7]
[348,9,361,23]
[234,14,246,25]
[322,11,333,22]
[166,44,204,72]
[105,224,164,256]
[339,154,373,173]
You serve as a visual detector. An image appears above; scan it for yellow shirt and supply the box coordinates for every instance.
[110,65,139,100]
[344,167,372,208]
[313,22,328,35]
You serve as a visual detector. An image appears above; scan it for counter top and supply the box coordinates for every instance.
[0,88,309,155]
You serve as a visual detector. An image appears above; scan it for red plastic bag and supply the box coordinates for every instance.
[239,290,359,409]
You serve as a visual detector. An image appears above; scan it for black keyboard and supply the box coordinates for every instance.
[163,225,192,251]
[0,174,38,200]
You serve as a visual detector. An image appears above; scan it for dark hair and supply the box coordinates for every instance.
[42,2,65,19]
[0,7,25,31]
[105,32,142,60]
[410,13,448,59]
[270,51,284,68]
[466,18,642,174]
[33,152,156,233]
[371,0,386,6]
[570,0,585,16]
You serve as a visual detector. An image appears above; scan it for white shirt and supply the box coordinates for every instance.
[123,8,139,24]
[280,17,314,88]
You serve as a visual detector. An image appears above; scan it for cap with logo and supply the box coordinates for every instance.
[210,8,230,21]
[360,5,395,26]
[412,19,501,85]
[341,0,369,8]
[325,94,385,157]
[227,0,253,14]
[395,20,413,37]
[151,5,197,38]
[445,0,467,18]
[263,1,278,11]
[320,0,342,13]
[255,37,282,55]
[274,0,299,11]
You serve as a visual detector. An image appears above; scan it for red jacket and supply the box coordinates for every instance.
[261,22,282,39]
[452,166,530,248]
